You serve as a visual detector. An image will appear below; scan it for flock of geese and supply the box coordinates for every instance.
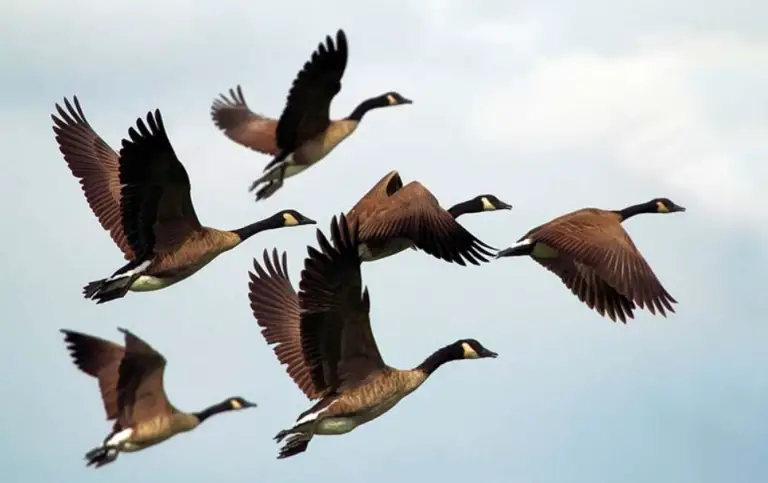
[51,29,686,467]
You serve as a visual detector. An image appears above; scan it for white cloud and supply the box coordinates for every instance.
[468,33,768,230]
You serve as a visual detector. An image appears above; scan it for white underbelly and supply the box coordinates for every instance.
[129,276,178,292]
[282,160,310,179]
[120,433,173,452]
[315,417,358,435]
[315,396,404,436]
[120,442,146,453]
[128,254,220,292]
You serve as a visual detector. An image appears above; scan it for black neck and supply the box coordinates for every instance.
[231,217,280,242]
[417,344,461,376]
[193,401,233,423]
[613,201,655,221]
[347,96,388,121]
[447,199,478,219]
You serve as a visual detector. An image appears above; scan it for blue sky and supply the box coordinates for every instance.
[1,1,766,482]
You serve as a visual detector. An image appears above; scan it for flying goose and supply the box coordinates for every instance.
[210,29,412,201]
[247,214,498,459]
[60,328,257,468]
[447,194,513,218]
[495,198,686,322]
[51,97,316,304]
[345,170,510,265]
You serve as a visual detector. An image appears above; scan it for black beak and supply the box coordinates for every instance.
[672,205,686,213]
[244,400,259,408]
[482,349,498,359]
[399,97,413,105]
[497,201,513,210]
[301,217,317,225]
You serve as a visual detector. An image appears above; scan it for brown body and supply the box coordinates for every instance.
[345,170,510,265]
[52,97,315,303]
[497,198,686,323]
[248,215,497,459]
[128,229,241,290]
[298,369,427,423]
[60,328,256,468]
[120,413,199,450]
[211,30,412,201]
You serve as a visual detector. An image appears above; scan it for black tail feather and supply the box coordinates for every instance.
[84,446,118,468]
[82,274,138,304]
[254,180,283,201]
[495,242,534,258]
[273,428,291,444]
[252,164,286,201]
[277,434,311,460]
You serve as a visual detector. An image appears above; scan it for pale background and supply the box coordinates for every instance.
[1,1,766,482]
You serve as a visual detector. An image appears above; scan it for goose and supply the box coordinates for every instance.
[346,170,510,265]
[210,29,412,201]
[52,97,316,304]
[247,213,497,459]
[60,328,257,468]
[495,198,686,322]
[447,194,513,218]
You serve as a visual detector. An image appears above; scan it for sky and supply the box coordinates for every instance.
[0,0,766,482]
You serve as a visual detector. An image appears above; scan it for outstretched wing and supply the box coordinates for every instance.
[529,211,677,316]
[248,249,322,400]
[275,29,349,151]
[533,257,637,323]
[118,110,203,256]
[51,97,134,260]
[299,214,386,394]
[210,85,280,156]
[115,328,172,427]
[61,329,125,420]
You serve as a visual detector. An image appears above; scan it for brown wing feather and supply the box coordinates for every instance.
[248,249,322,400]
[275,29,349,150]
[533,258,637,323]
[346,170,405,223]
[51,97,134,260]
[299,214,386,394]
[357,181,495,266]
[118,110,203,255]
[529,211,677,316]
[115,328,172,427]
[61,329,125,420]
[210,85,279,156]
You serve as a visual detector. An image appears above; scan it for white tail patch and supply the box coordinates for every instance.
[295,400,338,426]
[510,238,534,250]
[105,260,151,283]
[105,428,133,447]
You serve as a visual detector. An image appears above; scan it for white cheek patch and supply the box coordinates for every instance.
[481,197,495,211]
[461,342,479,359]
